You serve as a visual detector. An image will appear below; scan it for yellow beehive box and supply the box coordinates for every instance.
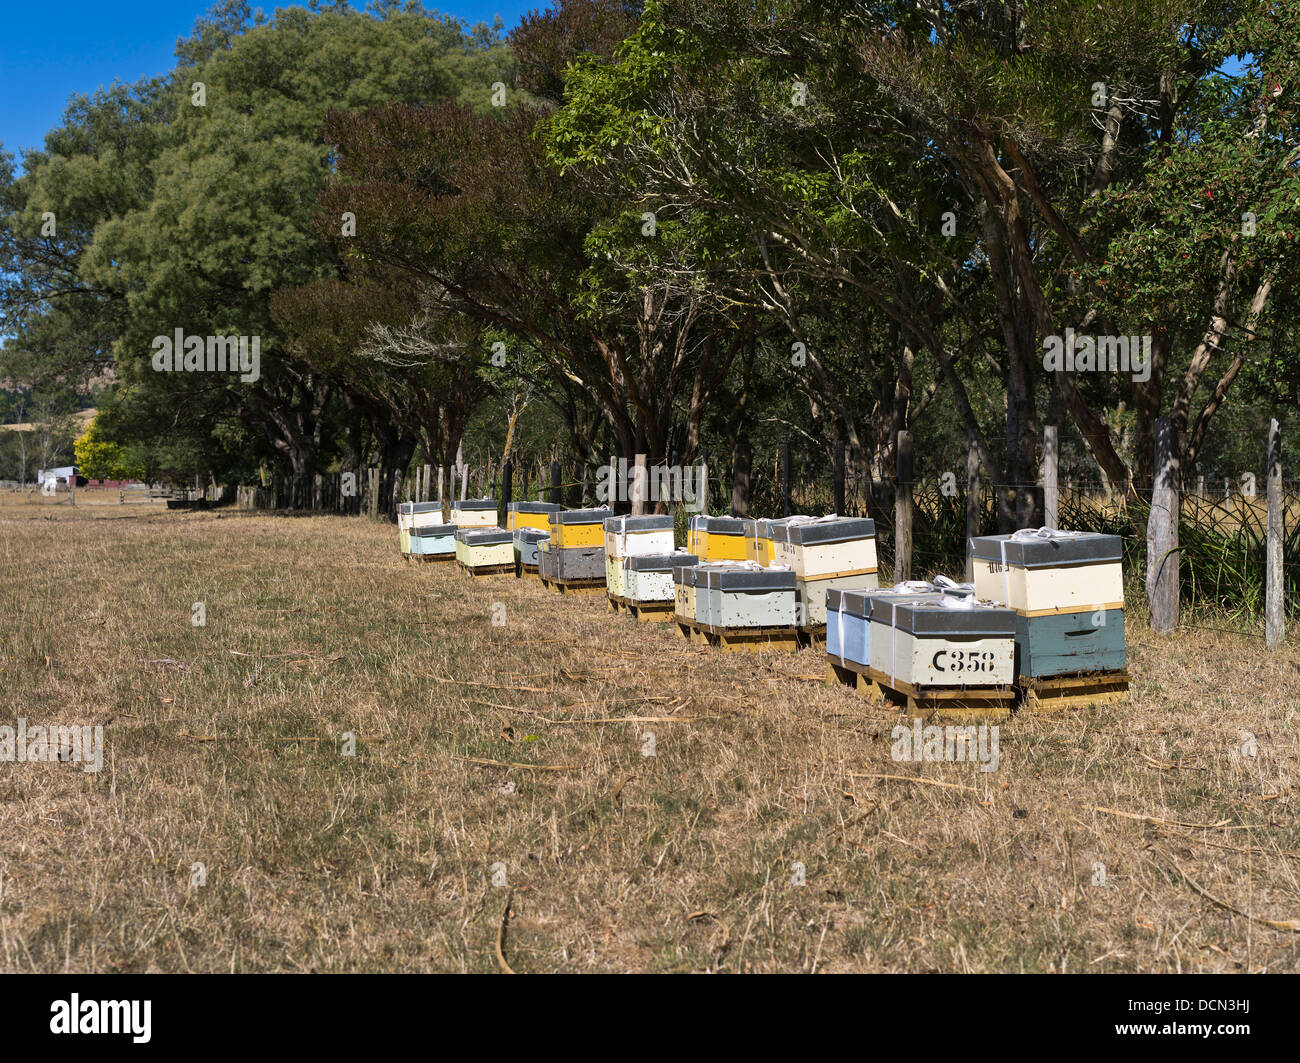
[687,516,748,562]
[506,501,561,533]
[548,507,611,549]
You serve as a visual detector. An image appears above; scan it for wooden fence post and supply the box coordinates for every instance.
[895,430,913,584]
[1043,425,1059,530]
[965,428,980,583]
[1147,418,1180,633]
[779,441,791,517]
[1266,418,1284,650]
[632,453,647,516]
[501,459,513,528]
[833,439,845,515]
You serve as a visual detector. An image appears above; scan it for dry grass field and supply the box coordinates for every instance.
[1,495,1299,973]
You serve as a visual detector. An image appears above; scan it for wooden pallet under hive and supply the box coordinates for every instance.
[675,617,800,652]
[539,575,606,595]
[824,654,1014,719]
[1017,670,1131,712]
[607,594,675,622]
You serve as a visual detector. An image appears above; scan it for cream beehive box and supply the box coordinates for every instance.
[507,501,560,533]
[672,560,700,622]
[452,498,497,529]
[969,530,1124,616]
[770,517,878,579]
[797,571,881,627]
[398,501,443,553]
[456,527,513,569]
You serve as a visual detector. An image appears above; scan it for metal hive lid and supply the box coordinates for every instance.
[550,507,613,524]
[604,515,675,532]
[689,516,747,535]
[870,598,1016,636]
[697,565,797,593]
[826,587,880,618]
[509,501,561,514]
[456,528,511,545]
[969,531,1122,567]
[782,517,877,545]
[628,552,697,572]
[453,498,497,511]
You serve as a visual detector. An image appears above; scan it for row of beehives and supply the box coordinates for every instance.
[395,499,610,581]
[398,501,1128,698]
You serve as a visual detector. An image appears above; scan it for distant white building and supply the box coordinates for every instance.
[37,466,79,485]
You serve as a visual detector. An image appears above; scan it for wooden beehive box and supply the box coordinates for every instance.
[798,572,881,627]
[771,517,878,579]
[826,587,945,667]
[672,560,699,623]
[1014,609,1127,678]
[410,523,456,559]
[826,588,877,667]
[605,515,675,598]
[452,498,498,529]
[868,595,1016,690]
[625,552,697,603]
[696,565,798,630]
[687,516,749,562]
[507,501,560,533]
[552,546,605,581]
[537,537,555,581]
[548,507,612,550]
[969,531,1126,680]
[969,531,1124,616]
[456,527,513,569]
[513,528,549,570]
[398,501,443,553]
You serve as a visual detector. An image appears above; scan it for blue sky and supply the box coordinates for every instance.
[0,1,537,160]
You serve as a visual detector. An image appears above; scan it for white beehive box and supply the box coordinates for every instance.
[868,595,1016,689]
[969,531,1124,615]
[696,565,798,630]
[626,553,697,603]
[605,515,675,597]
